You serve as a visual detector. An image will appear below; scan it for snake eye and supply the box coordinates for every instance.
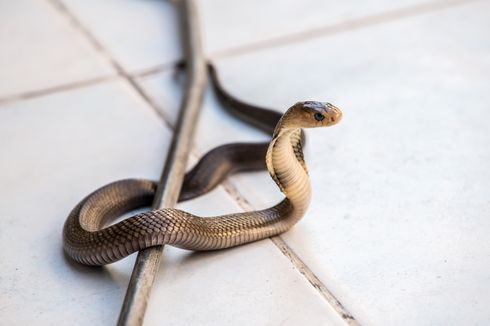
[314,112,325,121]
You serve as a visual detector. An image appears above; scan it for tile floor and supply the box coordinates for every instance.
[1,0,489,325]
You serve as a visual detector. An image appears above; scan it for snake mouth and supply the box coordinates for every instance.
[325,105,342,125]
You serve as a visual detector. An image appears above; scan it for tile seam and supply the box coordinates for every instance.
[209,0,481,59]
[34,1,479,323]
[4,0,478,103]
[82,0,480,78]
[47,0,175,131]
[0,75,118,106]
[219,180,361,326]
[0,64,179,106]
[39,0,358,323]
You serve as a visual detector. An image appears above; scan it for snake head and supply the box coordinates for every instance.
[301,101,342,127]
[272,101,342,138]
[280,101,342,131]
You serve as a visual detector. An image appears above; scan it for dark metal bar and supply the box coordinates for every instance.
[117,0,207,324]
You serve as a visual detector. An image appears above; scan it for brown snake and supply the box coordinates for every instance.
[63,66,342,266]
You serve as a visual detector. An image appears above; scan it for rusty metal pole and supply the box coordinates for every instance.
[117,0,207,324]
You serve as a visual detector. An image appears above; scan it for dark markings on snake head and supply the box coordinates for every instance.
[303,101,326,110]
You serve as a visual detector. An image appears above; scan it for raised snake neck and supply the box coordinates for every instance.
[63,66,342,266]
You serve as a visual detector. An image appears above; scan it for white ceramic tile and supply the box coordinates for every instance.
[199,0,435,54]
[3,0,487,324]
[145,187,346,326]
[60,0,181,74]
[0,0,115,99]
[0,80,345,324]
[184,2,490,325]
[137,68,284,209]
[136,70,269,155]
[138,72,348,326]
[0,80,171,325]
[57,0,441,74]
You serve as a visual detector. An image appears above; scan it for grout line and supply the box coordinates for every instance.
[5,0,478,105]
[219,180,360,325]
[210,0,480,59]
[270,236,360,326]
[131,62,180,79]
[0,60,179,106]
[126,77,174,130]
[46,0,359,322]
[71,0,479,79]
[47,0,175,131]
[30,0,477,322]
[32,1,472,323]
[0,75,118,105]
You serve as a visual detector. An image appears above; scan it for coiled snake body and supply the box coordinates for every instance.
[63,70,342,266]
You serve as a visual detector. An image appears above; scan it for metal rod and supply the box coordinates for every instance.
[117,0,207,324]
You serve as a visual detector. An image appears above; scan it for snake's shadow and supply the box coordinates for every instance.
[180,249,221,261]
[61,246,103,273]
[60,246,128,283]
[171,246,244,270]
[60,245,226,279]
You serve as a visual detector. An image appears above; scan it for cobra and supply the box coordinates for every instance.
[63,98,342,266]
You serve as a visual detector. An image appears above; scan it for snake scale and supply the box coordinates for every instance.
[63,65,342,266]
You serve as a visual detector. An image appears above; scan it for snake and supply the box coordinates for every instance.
[63,66,342,266]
